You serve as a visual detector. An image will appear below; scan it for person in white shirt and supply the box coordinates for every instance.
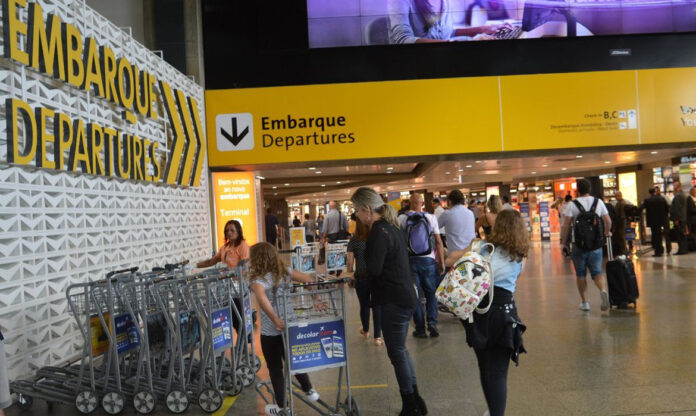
[501,195,514,210]
[560,179,612,312]
[438,190,476,253]
[399,194,445,338]
[433,197,446,247]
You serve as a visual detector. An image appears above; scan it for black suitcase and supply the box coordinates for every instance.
[606,239,639,308]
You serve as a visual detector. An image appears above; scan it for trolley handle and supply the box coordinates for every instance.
[105,267,139,278]
[164,259,189,271]
[292,277,350,288]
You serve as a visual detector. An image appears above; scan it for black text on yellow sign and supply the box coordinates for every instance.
[2,0,206,186]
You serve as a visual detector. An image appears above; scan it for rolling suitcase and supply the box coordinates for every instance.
[605,239,639,309]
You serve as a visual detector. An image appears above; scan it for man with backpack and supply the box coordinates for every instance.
[560,179,613,312]
[399,193,446,338]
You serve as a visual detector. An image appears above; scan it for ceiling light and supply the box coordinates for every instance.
[458,168,464,172]
[466,165,472,168]
[336,181,342,184]
[387,167,394,170]
[604,160,611,164]
[274,193,278,196]
[411,185,416,188]
[531,171,537,174]
[542,164,548,167]
[324,193,328,195]
[321,184,326,187]
[576,155,583,159]
[650,151,658,155]
[272,186,277,189]
[308,167,316,170]
[561,168,567,171]
[315,171,322,174]
[445,171,451,175]
[476,161,482,164]
[255,175,265,180]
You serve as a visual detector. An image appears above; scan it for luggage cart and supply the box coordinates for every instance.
[256,278,359,416]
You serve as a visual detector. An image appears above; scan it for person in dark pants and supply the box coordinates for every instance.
[347,218,383,346]
[446,210,529,416]
[656,187,672,253]
[640,187,670,256]
[265,209,280,247]
[670,182,689,255]
[248,242,322,415]
[351,187,425,416]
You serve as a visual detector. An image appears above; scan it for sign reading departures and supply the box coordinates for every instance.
[2,0,206,186]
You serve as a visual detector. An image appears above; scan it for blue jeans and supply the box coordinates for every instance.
[381,303,418,395]
[571,247,603,278]
[410,256,439,331]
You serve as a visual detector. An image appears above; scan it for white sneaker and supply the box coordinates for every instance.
[483,410,490,416]
[600,291,610,311]
[305,388,320,402]
[265,404,281,415]
[578,301,590,311]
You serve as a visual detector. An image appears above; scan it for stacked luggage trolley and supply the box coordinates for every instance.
[258,240,359,415]
[11,261,260,414]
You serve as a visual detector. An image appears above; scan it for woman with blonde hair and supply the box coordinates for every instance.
[446,209,529,416]
[476,195,503,238]
[248,242,322,415]
[351,187,425,416]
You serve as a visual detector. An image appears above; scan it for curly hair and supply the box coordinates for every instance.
[249,242,288,287]
[487,209,529,262]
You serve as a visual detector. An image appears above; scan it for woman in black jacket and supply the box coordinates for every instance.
[351,187,425,416]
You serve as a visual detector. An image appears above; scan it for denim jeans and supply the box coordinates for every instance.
[409,256,439,331]
[381,303,417,395]
[355,279,382,338]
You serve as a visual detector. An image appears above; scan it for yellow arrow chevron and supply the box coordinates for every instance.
[159,80,185,185]
[188,97,206,187]
[176,89,196,186]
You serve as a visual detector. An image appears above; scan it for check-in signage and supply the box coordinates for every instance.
[206,67,696,166]
[2,0,206,187]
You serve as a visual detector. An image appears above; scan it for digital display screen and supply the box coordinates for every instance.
[307,0,696,48]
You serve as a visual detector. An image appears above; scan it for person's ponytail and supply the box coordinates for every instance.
[377,204,399,228]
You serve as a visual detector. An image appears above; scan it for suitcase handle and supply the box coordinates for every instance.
[607,237,614,262]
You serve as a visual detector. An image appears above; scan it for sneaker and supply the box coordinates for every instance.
[412,330,428,338]
[305,388,320,402]
[265,404,281,416]
[483,410,490,416]
[600,290,610,311]
[578,301,590,311]
[428,325,439,338]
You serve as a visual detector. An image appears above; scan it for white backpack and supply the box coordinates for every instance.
[435,240,495,323]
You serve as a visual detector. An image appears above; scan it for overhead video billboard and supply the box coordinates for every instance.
[307,0,696,48]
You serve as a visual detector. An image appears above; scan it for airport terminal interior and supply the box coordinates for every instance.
[1,1,696,416]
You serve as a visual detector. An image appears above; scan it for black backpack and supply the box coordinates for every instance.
[572,198,605,251]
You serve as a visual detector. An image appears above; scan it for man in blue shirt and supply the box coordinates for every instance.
[438,190,476,253]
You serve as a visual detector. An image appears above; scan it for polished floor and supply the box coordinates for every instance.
[9,242,696,416]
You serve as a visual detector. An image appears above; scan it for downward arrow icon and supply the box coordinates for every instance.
[220,117,249,146]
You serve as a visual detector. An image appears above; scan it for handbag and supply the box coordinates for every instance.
[435,239,495,323]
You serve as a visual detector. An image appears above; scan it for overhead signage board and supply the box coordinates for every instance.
[206,67,696,167]
[2,0,206,187]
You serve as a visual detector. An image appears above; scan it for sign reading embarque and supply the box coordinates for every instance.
[2,0,206,186]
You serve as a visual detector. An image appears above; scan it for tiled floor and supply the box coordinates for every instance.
[9,242,696,415]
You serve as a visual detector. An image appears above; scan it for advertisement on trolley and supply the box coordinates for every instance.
[288,319,346,373]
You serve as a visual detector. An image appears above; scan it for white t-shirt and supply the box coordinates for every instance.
[564,196,609,220]
[398,211,440,260]
[433,206,445,234]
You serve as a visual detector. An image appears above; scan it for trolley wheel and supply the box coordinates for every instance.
[74,390,99,415]
[101,391,125,415]
[165,390,190,414]
[236,364,255,387]
[253,354,262,372]
[16,393,33,410]
[223,374,243,396]
[344,397,360,416]
[133,390,157,415]
[197,388,223,413]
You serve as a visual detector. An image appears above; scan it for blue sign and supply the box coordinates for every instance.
[288,319,346,373]
[626,226,636,241]
[519,203,532,232]
[539,202,551,241]
[211,308,233,352]
[244,297,253,335]
[114,314,139,354]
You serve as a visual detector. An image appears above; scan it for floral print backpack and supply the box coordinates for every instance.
[435,240,495,323]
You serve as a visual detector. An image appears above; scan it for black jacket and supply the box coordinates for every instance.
[642,195,669,228]
[366,219,418,308]
[688,196,696,225]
